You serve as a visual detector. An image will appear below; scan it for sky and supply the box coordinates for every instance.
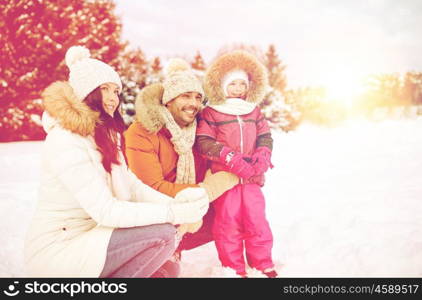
[113,0,422,91]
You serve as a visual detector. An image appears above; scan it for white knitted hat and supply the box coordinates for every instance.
[162,58,204,105]
[221,69,249,96]
[65,46,122,101]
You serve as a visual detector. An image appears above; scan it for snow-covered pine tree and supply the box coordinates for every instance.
[116,47,149,126]
[261,45,301,132]
[148,56,164,85]
[402,72,422,106]
[191,51,206,71]
[265,44,286,93]
[118,53,166,127]
[0,0,125,141]
[261,88,302,132]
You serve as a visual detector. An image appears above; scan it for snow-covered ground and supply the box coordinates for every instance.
[1,118,422,277]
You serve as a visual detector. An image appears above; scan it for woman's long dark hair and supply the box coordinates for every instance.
[84,87,126,173]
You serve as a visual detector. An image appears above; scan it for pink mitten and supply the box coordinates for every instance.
[220,147,256,179]
[251,147,274,175]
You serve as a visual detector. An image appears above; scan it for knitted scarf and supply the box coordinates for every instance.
[158,106,196,184]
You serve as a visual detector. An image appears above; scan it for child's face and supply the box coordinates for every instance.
[226,79,248,99]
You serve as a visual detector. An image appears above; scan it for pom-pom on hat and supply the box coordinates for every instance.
[162,58,204,105]
[65,46,122,101]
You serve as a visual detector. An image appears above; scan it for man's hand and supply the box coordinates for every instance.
[199,170,239,202]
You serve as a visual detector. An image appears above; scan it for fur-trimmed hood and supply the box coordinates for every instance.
[41,81,99,136]
[203,50,268,105]
[134,83,166,133]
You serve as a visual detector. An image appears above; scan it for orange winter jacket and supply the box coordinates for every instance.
[125,121,206,198]
[125,83,216,251]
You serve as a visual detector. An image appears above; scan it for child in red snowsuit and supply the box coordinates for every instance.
[196,50,277,278]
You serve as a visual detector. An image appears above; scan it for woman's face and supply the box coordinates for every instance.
[100,82,120,117]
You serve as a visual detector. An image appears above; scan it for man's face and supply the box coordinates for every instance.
[166,91,203,127]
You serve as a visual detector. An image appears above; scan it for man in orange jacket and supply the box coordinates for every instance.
[124,58,238,277]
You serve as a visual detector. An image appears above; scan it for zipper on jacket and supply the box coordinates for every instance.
[236,115,244,154]
[236,115,244,184]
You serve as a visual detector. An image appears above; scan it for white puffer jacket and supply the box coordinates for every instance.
[24,81,190,277]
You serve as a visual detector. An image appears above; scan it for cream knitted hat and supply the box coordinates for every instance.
[221,69,249,96]
[65,46,122,101]
[162,58,204,105]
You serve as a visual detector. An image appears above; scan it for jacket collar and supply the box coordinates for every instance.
[42,81,99,136]
[134,83,165,133]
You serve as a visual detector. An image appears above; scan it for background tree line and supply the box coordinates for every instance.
[1,0,421,142]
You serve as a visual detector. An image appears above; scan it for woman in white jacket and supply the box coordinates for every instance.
[24,46,209,277]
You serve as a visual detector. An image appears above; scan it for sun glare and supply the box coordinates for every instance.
[320,67,368,107]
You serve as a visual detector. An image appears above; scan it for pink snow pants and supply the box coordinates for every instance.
[212,183,274,275]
